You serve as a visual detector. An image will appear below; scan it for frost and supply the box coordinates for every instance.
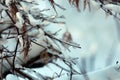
[0,4,7,11]
[20,2,33,12]
[6,74,19,80]
[90,0,101,10]
[18,35,24,50]
[27,28,40,38]
[103,4,120,13]
[0,38,7,45]
[5,0,11,6]
[15,12,24,29]
[27,13,41,26]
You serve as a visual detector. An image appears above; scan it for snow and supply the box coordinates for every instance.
[35,0,119,80]
[3,0,120,80]
[103,4,120,13]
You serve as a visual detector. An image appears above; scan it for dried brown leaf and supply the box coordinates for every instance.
[84,0,91,11]
[84,0,87,10]
[40,51,50,64]
[40,51,56,64]
[62,31,72,48]
[69,0,80,11]
[21,22,27,34]
[88,1,91,11]
[63,31,72,42]
[23,36,31,60]
[10,3,18,22]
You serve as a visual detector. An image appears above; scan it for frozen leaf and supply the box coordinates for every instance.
[24,41,30,59]
[63,31,72,42]
[40,51,50,64]
[62,31,72,48]
[23,36,31,59]
[21,23,27,34]
[10,3,18,22]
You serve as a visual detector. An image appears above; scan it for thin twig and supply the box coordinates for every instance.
[31,40,47,49]
[52,61,71,73]
[13,39,19,73]
[0,54,14,59]
[45,32,81,48]
[2,46,15,54]
[70,63,73,80]
[100,4,120,20]
[5,10,16,24]
[54,3,66,10]
[5,58,36,80]
[0,57,3,79]
[0,26,14,33]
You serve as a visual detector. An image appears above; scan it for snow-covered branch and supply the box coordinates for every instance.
[0,0,81,79]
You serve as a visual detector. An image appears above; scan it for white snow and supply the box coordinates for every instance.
[3,0,120,80]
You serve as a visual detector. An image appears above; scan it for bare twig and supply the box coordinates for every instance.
[5,10,16,24]
[5,58,38,80]
[100,4,120,20]
[54,3,66,10]
[0,57,3,79]
[69,63,73,80]
[45,32,81,48]
[13,39,19,73]
[31,40,47,49]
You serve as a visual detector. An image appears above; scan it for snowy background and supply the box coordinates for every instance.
[43,0,119,70]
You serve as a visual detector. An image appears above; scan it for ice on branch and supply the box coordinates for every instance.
[15,12,24,29]
[18,35,24,50]
[27,13,42,26]
[103,4,120,13]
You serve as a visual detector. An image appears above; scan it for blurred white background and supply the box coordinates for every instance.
[41,0,120,72]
